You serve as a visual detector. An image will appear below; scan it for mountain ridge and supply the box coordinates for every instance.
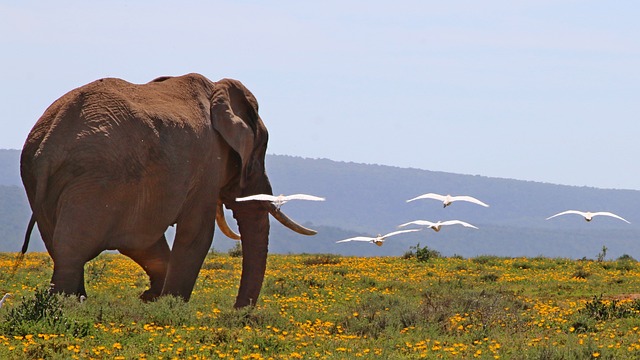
[2,149,639,259]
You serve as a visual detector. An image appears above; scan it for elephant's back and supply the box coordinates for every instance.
[21,75,215,198]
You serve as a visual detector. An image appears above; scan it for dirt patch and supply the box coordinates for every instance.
[609,293,640,300]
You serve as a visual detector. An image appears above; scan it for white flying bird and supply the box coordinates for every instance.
[336,229,421,247]
[546,210,630,224]
[236,193,325,209]
[0,293,12,308]
[398,220,478,232]
[407,193,489,208]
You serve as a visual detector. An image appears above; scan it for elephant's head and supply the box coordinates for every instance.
[210,79,315,308]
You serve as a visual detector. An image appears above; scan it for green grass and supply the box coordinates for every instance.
[0,251,640,359]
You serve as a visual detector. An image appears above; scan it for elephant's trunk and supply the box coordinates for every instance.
[231,202,270,308]
[225,192,317,308]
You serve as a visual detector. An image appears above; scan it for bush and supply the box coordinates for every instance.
[572,266,591,279]
[471,255,503,266]
[1,286,91,337]
[408,243,440,262]
[201,261,233,270]
[228,242,243,257]
[580,295,640,321]
[617,254,637,262]
[301,254,341,266]
[512,261,531,270]
[402,250,415,260]
[480,273,500,282]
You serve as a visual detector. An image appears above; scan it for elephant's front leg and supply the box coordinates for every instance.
[161,210,216,301]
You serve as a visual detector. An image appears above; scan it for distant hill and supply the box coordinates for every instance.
[2,149,640,259]
[264,155,640,259]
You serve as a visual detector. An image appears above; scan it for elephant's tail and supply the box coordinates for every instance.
[11,214,35,275]
[22,214,36,254]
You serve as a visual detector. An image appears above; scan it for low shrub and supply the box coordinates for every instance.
[1,286,91,337]
[301,254,341,266]
[408,243,440,262]
[228,243,243,257]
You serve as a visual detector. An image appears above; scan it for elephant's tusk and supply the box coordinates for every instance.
[267,203,318,236]
[216,202,241,240]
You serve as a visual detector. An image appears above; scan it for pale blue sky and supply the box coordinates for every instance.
[2,1,639,189]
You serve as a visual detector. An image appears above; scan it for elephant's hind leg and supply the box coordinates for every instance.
[48,196,120,297]
[50,225,99,297]
[50,238,93,297]
[51,260,87,297]
[120,236,170,302]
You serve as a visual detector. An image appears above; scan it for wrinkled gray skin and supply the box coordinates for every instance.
[20,73,313,308]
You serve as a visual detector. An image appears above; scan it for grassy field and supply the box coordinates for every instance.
[1,247,640,359]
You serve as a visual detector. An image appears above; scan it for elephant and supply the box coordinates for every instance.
[20,73,315,308]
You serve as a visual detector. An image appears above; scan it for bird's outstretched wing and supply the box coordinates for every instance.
[398,220,437,228]
[336,236,375,243]
[406,193,446,203]
[592,212,631,224]
[440,220,479,229]
[381,229,421,239]
[284,194,326,202]
[451,195,489,207]
[236,194,277,202]
[545,210,586,220]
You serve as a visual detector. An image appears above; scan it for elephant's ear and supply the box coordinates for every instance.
[210,79,259,189]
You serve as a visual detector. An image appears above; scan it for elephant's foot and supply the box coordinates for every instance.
[139,289,161,302]
[120,239,170,303]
